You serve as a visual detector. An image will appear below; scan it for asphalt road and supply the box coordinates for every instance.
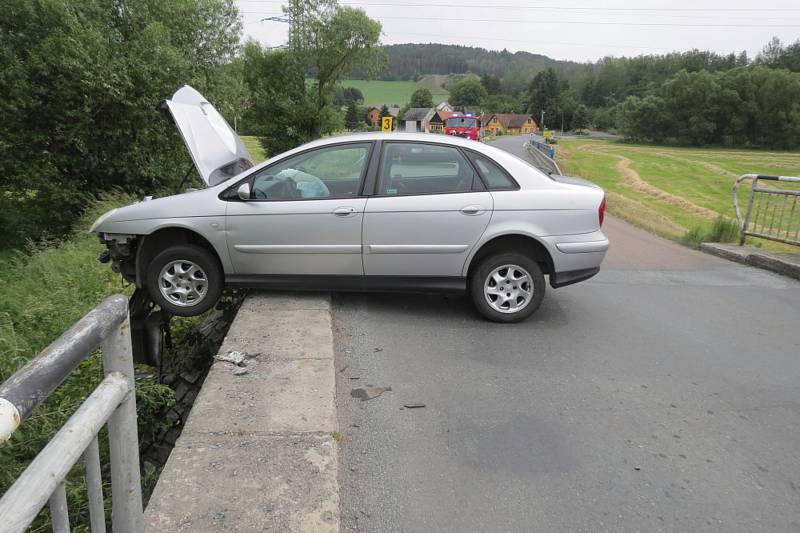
[333,136,800,532]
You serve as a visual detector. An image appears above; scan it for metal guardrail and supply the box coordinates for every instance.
[530,139,556,160]
[524,138,561,176]
[0,294,143,533]
[733,174,800,246]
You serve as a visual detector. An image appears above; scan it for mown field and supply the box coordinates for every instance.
[556,139,800,249]
[339,79,449,106]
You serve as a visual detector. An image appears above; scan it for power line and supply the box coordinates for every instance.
[239,11,800,27]
[239,23,750,55]
[237,0,800,12]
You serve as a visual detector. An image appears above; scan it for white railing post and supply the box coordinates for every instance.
[102,313,144,533]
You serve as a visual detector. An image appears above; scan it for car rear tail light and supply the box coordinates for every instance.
[598,195,606,227]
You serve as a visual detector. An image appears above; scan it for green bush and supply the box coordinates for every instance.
[0,0,243,248]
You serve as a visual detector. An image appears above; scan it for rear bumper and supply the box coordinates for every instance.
[555,238,609,254]
[549,267,600,288]
[542,231,608,288]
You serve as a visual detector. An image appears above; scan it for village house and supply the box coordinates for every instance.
[436,101,454,112]
[401,107,436,132]
[483,113,538,135]
[428,110,454,133]
[366,106,401,127]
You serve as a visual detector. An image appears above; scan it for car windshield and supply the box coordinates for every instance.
[446,117,477,128]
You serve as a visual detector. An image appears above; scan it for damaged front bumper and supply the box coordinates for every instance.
[97,233,139,284]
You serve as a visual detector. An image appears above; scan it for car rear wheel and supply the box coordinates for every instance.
[469,252,545,323]
[145,244,222,317]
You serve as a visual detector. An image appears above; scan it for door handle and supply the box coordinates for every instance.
[333,206,357,217]
[460,205,485,215]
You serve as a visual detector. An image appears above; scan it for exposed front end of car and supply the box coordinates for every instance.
[96,232,140,284]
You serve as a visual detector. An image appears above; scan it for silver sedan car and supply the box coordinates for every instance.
[92,86,609,323]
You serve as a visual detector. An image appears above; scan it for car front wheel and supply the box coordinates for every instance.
[469,252,545,323]
[145,244,222,317]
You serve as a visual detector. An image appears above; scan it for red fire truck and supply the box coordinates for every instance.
[443,112,482,141]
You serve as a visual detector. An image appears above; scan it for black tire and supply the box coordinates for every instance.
[145,244,223,317]
[469,251,545,323]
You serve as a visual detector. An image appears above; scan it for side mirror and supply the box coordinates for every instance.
[237,182,251,201]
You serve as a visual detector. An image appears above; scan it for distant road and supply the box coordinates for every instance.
[491,134,560,175]
[333,134,800,532]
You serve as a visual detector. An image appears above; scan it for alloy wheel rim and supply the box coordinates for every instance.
[158,260,208,307]
[484,264,533,314]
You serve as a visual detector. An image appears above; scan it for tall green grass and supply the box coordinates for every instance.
[680,216,741,248]
[0,193,173,531]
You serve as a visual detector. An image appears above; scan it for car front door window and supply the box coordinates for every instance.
[251,143,372,200]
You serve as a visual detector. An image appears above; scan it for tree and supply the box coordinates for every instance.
[525,68,561,128]
[409,88,434,108]
[449,79,488,110]
[379,104,391,118]
[617,95,672,142]
[484,94,522,113]
[0,0,242,246]
[572,104,590,131]
[284,0,383,135]
[757,37,786,68]
[500,63,532,96]
[343,86,365,104]
[345,100,361,129]
[756,37,800,72]
[661,69,721,144]
[241,43,318,156]
[481,74,502,95]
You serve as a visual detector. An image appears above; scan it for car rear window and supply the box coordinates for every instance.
[378,142,479,196]
[469,153,517,190]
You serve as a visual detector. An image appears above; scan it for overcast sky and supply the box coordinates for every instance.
[236,0,800,63]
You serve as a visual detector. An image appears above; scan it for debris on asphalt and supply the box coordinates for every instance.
[349,376,361,380]
[339,365,349,373]
[214,350,258,366]
[214,351,262,374]
[373,347,383,353]
[403,403,426,409]
[215,350,246,366]
[634,466,641,471]
[350,385,392,401]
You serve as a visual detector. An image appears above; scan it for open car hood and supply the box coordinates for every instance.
[161,85,253,186]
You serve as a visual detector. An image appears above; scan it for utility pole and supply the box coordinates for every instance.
[541,110,546,133]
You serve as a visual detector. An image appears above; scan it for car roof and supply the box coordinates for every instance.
[306,131,482,148]
[293,132,520,163]
[214,132,553,190]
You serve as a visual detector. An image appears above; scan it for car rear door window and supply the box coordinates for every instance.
[378,142,478,196]
[251,143,371,200]
[469,153,517,190]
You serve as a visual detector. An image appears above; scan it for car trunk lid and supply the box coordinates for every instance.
[160,85,253,187]
[550,174,601,189]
